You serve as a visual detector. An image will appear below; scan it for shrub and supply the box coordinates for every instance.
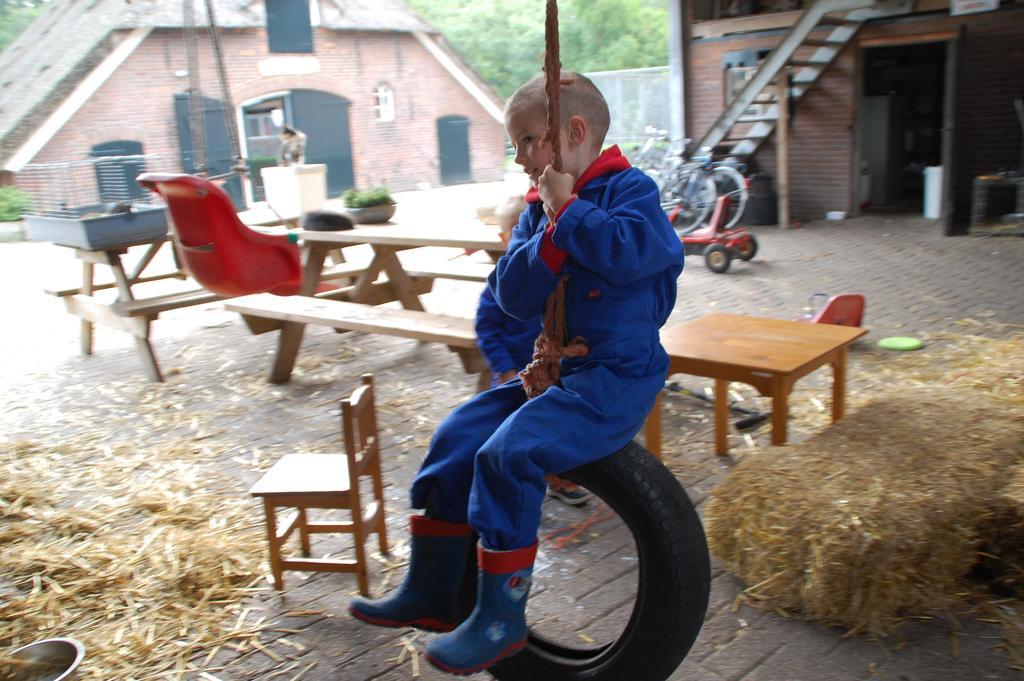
[246,155,279,200]
[247,155,278,178]
[0,186,30,222]
[342,187,393,208]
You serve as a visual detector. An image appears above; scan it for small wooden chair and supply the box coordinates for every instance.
[809,293,865,327]
[249,374,389,594]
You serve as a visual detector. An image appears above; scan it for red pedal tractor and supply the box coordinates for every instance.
[667,195,757,273]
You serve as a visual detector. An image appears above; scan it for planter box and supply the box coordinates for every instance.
[25,206,168,250]
[344,204,396,224]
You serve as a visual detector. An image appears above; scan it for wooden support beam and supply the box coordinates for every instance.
[777,74,791,230]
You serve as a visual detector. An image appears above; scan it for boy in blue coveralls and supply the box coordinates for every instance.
[474,286,538,389]
[350,72,683,675]
[475,285,592,506]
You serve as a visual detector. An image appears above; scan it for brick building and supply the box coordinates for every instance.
[0,0,507,208]
[684,0,1024,233]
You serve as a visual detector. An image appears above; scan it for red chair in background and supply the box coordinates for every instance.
[137,173,302,297]
[805,293,866,327]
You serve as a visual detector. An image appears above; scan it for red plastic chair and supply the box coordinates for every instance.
[808,293,865,327]
[137,173,301,297]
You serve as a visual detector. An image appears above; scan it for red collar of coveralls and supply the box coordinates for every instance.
[523,145,631,204]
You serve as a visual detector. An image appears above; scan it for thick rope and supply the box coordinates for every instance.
[520,276,591,398]
[519,0,589,400]
[541,0,562,173]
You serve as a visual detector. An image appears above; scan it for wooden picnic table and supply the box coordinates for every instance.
[644,313,867,456]
[44,235,225,382]
[295,223,506,307]
[224,222,506,385]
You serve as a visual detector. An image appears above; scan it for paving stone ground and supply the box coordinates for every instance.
[2,182,1022,681]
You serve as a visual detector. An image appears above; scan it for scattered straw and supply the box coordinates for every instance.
[0,438,274,678]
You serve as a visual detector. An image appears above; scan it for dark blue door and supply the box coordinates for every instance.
[289,89,355,196]
[173,92,244,208]
[89,139,147,204]
[265,0,314,53]
[437,115,471,185]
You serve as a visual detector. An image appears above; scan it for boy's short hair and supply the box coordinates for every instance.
[504,72,610,151]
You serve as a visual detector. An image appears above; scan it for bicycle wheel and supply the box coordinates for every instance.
[643,168,667,198]
[711,165,748,230]
[488,441,711,681]
[666,175,716,236]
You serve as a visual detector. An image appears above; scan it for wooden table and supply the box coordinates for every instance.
[229,223,506,384]
[237,206,301,230]
[644,313,866,456]
[44,236,224,382]
[296,223,506,308]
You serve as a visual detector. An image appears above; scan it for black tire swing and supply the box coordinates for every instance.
[491,443,711,681]
[486,3,712,679]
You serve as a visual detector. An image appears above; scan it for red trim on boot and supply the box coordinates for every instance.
[426,639,527,676]
[410,514,473,537]
[348,604,457,632]
[478,541,538,574]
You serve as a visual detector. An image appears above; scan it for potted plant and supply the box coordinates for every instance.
[342,187,396,224]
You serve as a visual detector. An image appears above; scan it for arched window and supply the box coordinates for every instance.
[374,83,395,122]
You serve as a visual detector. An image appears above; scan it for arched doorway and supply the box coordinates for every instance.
[241,90,356,201]
[241,94,289,202]
[437,115,472,185]
[289,89,355,197]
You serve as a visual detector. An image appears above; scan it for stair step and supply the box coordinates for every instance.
[736,115,779,123]
[723,135,770,142]
[802,38,845,47]
[788,59,828,68]
[711,141,750,157]
[815,17,862,27]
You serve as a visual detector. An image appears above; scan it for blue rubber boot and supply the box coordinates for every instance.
[349,515,473,632]
[425,541,537,675]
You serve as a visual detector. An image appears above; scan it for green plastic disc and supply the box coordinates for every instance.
[878,336,923,351]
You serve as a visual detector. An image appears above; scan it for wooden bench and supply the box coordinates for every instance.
[319,261,369,285]
[225,293,490,390]
[319,259,491,287]
[403,260,493,283]
[44,271,187,298]
[51,283,225,382]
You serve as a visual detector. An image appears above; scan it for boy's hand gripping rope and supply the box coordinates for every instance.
[519,0,590,400]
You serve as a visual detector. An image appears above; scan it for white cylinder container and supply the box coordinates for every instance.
[923,166,943,219]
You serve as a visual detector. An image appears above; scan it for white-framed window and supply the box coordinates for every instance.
[374,83,395,122]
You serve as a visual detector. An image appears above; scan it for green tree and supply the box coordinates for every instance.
[560,0,669,75]
[0,0,47,52]
[406,0,668,98]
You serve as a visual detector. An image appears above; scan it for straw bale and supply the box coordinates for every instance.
[975,465,1024,597]
[706,391,1024,635]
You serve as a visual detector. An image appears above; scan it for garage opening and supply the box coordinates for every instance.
[860,42,946,215]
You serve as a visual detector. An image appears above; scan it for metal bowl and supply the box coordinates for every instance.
[6,638,84,681]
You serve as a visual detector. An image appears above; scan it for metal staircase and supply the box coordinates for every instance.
[693,0,913,160]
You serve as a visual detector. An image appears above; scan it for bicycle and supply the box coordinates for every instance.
[634,130,749,236]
